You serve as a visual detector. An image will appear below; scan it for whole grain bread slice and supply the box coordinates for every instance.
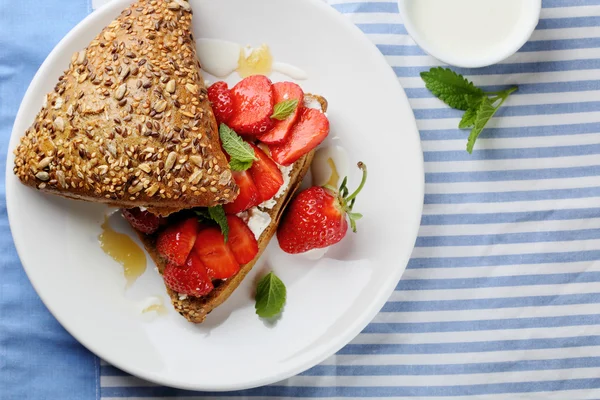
[138,151,314,323]
[13,0,237,210]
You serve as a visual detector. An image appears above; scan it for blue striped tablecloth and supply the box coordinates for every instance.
[3,0,600,398]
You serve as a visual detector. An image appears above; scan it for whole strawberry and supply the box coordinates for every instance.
[277,162,367,254]
[207,81,234,125]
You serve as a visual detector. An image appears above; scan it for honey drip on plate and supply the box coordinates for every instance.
[142,304,167,315]
[237,44,273,78]
[99,216,146,288]
[142,300,168,315]
[326,157,340,188]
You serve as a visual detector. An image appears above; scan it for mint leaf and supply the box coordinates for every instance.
[208,205,229,242]
[459,107,479,129]
[255,271,286,318]
[219,123,256,171]
[466,98,496,154]
[271,99,298,120]
[420,67,484,111]
[193,206,229,242]
[466,86,517,153]
[194,209,210,221]
[229,158,254,171]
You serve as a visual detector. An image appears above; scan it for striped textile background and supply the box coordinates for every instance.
[5,0,600,398]
[96,0,600,398]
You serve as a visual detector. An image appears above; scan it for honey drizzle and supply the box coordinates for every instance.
[237,44,273,78]
[98,216,146,288]
[325,157,340,188]
[142,303,168,315]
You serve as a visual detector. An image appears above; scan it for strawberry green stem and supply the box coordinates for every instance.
[323,184,337,193]
[346,162,367,206]
[325,162,367,233]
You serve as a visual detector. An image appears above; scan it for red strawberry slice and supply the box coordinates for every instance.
[156,218,199,266]
[122,208,163,234]
[248,143,283,202]
[269,108,329,166]
[259,82,304,144]
[229,75,275,136]
[207,81,234,125]
[226,215,259,264]
[223,170,261,214]
[163,252,214,297]
[194,227,240,279]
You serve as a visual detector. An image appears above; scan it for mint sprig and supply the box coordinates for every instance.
[420,67,517,153]
[271,99,298,120]
[255,271,286,318]
[219,123,256,171]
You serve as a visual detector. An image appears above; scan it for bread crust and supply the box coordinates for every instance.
[138,151,314,323]
[13,0,237,210]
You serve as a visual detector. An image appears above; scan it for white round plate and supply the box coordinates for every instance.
[6,0,423,391]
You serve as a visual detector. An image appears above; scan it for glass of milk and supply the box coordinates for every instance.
[398,0,541,68]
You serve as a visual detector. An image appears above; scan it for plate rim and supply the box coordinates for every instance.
[5,0,424,391]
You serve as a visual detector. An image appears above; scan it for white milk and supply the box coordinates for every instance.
[405,0,537,62]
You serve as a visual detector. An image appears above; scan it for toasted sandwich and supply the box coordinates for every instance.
[13,0,237,211]
[13,0,331,323]
[128,88,329,323]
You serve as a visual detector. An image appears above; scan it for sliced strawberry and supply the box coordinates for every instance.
[163,252,214,297]
[194,227,240,279]
[269,108,330,166]
[229,75,274,136]
[223,170,261,214]
[207,81,234,125]
[156,218,199,266]
[121,208,163,234]
[259,82,304,144]
[226,215,259,264]
[248,143,283,202]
